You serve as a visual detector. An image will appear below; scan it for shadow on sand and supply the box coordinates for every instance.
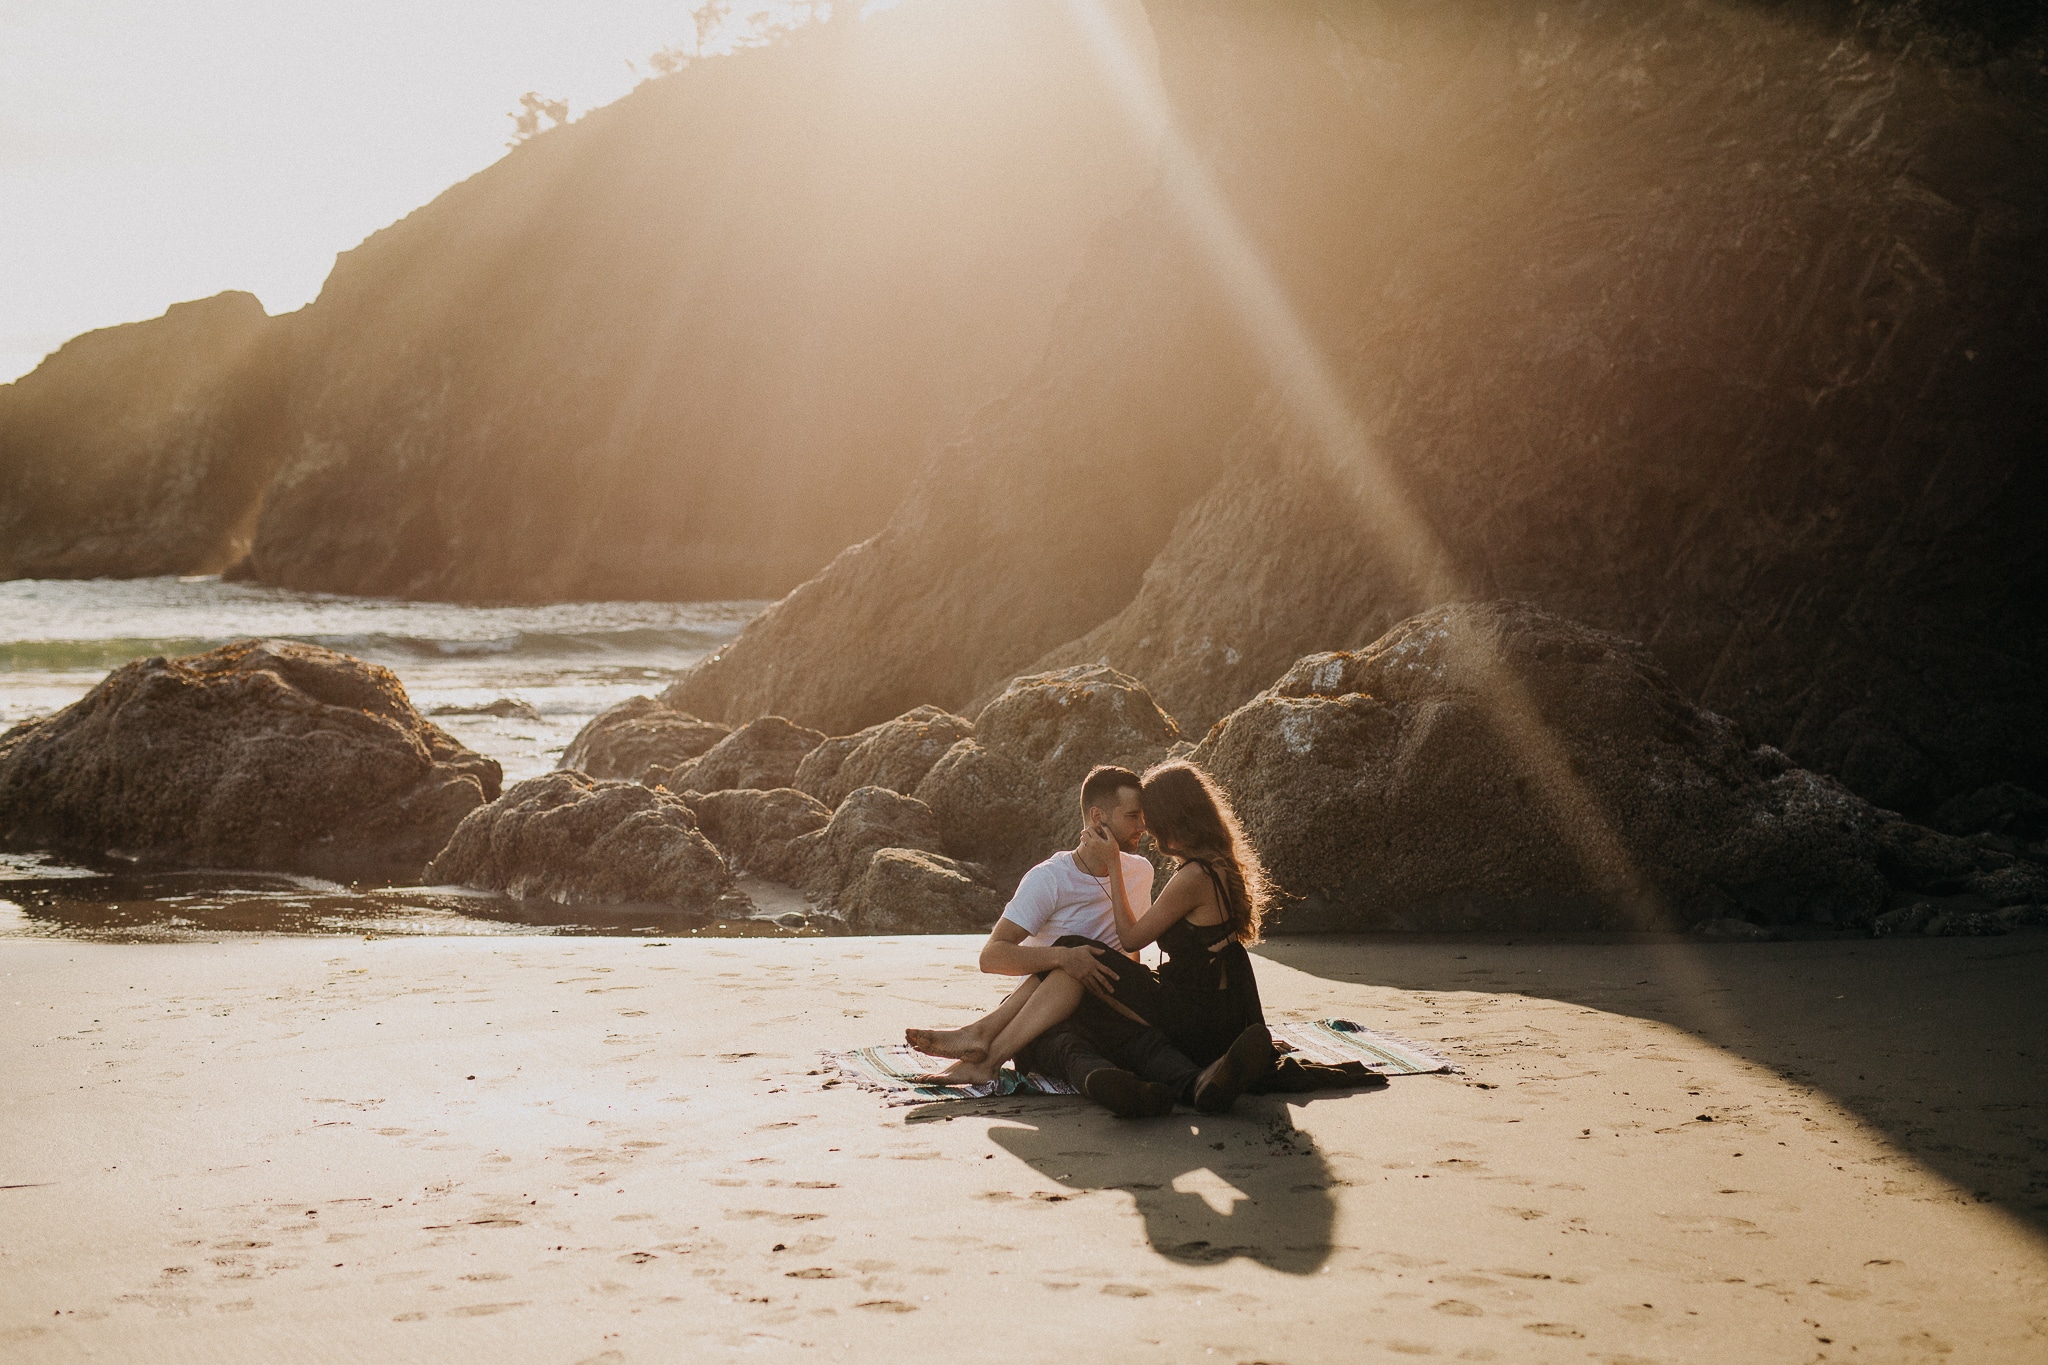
[908,1088,1388,1274]
[1258,931,2048,1234]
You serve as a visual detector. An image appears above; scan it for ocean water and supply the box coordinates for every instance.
[0,576,809,941]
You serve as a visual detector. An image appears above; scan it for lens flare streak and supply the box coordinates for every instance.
[1059,0,1659,922]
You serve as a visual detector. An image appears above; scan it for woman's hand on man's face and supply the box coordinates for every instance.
[1080,821,1119,870]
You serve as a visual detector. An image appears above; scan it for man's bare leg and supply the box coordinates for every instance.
[916,973,1085,1086]
[905,975,1042,1062]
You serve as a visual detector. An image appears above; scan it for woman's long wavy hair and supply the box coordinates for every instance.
[1139,760,1269,944]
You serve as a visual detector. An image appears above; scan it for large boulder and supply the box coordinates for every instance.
[792,705,975,808]
[0,640,499,881]
[839,847,1004,935]
[665,716,826,794]
[688,786,832,882]
[765,785,997,933]
[427,771,743,912]
[788,786,946,898]
[1194,602,1974,932]
[561,696,730,783]
[913,665,1179,884]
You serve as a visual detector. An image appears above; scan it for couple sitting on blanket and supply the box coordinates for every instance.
[904,760,1279,1118]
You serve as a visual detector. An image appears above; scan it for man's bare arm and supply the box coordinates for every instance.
[979,918,1117,993]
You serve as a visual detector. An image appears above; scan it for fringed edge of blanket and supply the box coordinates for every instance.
[821,1048,1079,1107]
[1272,1019,1463,1075]
[821,1017,1458,1108]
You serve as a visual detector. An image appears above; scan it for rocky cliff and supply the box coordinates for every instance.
[231,1,1150,602]
[0,293,285,579]
[671,0,2048,819]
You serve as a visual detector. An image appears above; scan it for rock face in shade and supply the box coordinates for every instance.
[229,1,1151,603]
[560,696,730,784]
[1194,602,2042,933]
[839,847,1005,935]
[662,179,1258,736]
[1866,818,2047,910]
[1932,782,2048,845]
[913,665,1179,886]
[668,717,827,794]
[667,0,2048,821]
[0,292,285,580]
[0,640,499,881]
[687,787,831,882]
[791,706,975,809]
[427,771,742,911]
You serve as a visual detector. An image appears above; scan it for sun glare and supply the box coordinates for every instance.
[1059,0,1668,930]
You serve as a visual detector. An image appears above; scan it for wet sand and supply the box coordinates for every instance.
[2,932,2044,1362]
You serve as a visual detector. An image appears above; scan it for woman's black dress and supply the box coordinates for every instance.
[1052,860,1382,1091]
[1149,861,1265,1067]
[1042,861,1258,1064]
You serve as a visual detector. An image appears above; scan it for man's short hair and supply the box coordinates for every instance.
[1079,764,1143,815]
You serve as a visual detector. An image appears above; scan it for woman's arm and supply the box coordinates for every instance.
[1103,837,1139,954]
[1080,825,1146,957]
[1112,862,1206,952]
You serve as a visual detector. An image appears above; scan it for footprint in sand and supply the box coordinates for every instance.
[1525,1322,1583,1338]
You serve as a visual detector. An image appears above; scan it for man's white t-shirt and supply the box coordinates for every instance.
[1000,850,1156,948]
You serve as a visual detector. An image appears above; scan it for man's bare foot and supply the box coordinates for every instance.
[905,1026,987,1063]
[914,1057,1000,1087]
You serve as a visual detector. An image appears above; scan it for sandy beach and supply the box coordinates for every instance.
[3,930,2044,1363]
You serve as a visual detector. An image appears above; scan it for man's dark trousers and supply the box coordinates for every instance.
[1015,992,1201,1104]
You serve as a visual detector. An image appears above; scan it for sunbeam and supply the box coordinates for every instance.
[1059,0,1661,925]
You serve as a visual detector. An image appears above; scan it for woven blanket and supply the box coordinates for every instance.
[824,1018,1457,1106]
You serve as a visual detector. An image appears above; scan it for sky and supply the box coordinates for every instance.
[0,1,832,383]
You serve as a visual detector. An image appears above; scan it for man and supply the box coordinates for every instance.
[905,764,1273,1117]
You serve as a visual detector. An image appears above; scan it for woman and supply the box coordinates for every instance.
[909,758,1268,1082]
[1106,759,1268,1066]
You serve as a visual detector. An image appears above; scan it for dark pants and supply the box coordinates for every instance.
[1015,993,1202,1106]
